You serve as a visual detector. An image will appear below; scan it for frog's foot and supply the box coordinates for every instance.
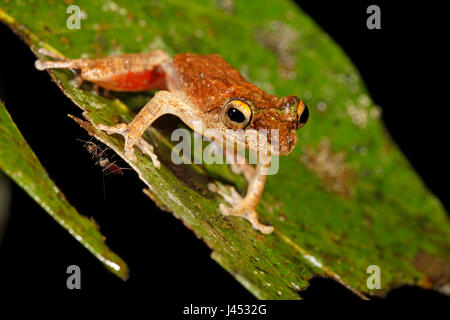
[95,123,160,168]
[70,75,84,89]
[208,183,274,234]
[89,84,111,97]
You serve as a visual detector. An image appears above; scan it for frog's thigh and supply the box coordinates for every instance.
[81,51,169,91]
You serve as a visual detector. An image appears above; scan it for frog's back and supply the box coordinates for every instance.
[168,53,276,112]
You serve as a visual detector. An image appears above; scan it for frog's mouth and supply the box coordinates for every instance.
[277,129,298,155]
[199,127,296,159]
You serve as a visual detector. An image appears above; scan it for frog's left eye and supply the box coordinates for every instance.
[296,100,309,129]
[222,99,252,129]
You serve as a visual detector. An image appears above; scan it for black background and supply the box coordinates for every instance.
[0,0,448,307]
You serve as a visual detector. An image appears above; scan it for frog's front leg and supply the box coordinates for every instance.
[95,90,181,167]
[210,158,274,234]
[226,149,256,182]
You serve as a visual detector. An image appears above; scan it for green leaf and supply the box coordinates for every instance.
[1,0,449,299]
[0,100,129,280]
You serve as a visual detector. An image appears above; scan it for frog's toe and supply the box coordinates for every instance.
[208,183,242,206]
[218,203,274,234]
[37,47,65,60]
[209,182,274,234]
[96,123,129,135]
[137,139,160,168]
[123,147,137,162]
[95,123,137,162]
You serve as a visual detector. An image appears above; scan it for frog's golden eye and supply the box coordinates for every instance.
[222,99,252,129]
[296,100,309,129]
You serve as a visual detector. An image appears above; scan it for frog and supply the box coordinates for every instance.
[35,49,309,234]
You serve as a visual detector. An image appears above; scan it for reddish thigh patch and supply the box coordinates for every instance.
[97,68,166,91]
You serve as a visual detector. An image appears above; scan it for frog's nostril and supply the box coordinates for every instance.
[297,101,309,129]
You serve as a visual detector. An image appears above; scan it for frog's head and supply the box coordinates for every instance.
[220,95,309,155]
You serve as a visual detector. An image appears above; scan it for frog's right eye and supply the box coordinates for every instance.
[222,99,252,129]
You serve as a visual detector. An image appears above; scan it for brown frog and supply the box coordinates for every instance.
[36,49,309,234]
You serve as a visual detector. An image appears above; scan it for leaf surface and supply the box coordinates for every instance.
[1,0,449,299]
[0,100,129,279]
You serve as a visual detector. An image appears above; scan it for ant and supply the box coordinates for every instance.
[78,138,129,175]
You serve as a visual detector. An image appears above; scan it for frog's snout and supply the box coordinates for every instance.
[272,128,297,155]
[278,95,309,130]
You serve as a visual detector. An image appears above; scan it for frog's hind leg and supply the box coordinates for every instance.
[35,57,85,88]
[35,48,91,70]
[34,57,91,71]
[35,50,170,92]
[35,49,91,88]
